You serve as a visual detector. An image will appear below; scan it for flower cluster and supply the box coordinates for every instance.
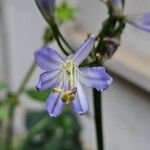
[34,0,150,117]
[100,0,150,32]
[113,0,150,32]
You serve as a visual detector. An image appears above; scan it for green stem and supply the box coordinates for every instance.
[93,89,104,150]
[54,34,69,55]
[4,105,15,150]
[50,23,69,56]
[56,26,74,52]
[15,62,36,97]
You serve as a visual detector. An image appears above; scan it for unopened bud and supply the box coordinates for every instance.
[35,0,55,23]
[108,0,124,17]
[103,37,120,58]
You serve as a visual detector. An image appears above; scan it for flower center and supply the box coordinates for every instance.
[65,60,76,89]
[62,60,77,104]
[52,60,77,104]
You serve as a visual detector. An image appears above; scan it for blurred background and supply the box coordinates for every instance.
[0,0,150,149]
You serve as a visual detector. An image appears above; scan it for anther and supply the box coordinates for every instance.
[61,89,76,104]
[53,87,62,93]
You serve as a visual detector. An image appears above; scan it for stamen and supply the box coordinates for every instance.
[62,61,77,104]
[61,88,77,104]
[53,87,62,93]
[65,60,76,89]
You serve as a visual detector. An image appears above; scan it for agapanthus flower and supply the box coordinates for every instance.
[34,35,113,117]
[35,0,55,23]
[126,12,150,32]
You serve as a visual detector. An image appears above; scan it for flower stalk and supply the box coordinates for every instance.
[93,89,104,150]
[50,23,69,55]
[93,3,126,150]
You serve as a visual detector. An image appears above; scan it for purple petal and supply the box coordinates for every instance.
[46,92,65,117]
[126,13,150,32]
[71,82,89,115]
[36,69,63,91]
[78,67,113,92]
[70,35,95,66]
[34,46,64,71]
[35,0,55,22]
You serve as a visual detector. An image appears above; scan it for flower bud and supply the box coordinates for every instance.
[35,0,55,23]
[103,37,120,59]
[101,0,124,17]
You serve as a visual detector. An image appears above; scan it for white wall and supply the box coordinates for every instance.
[0,0,47,90]
[0,0,150,150]
[0,3,5,79]
[80,75,150,150]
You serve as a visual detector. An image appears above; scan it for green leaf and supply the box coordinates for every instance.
[0,81,7,90]
[25,88,50,102]
[43,27,54,45]
[0,106,9,119]
[56,1,76,21]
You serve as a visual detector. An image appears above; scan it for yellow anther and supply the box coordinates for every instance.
[61,91,76,104]
[53,87,62,93]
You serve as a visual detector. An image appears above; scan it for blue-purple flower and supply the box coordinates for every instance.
[126,12,150,32]
[34,35,113,117]
[35,0,55,23]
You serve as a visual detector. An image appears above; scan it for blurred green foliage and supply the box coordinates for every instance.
[26,88,50,102]
[56,1,76,22]
[0,106,9,120]
[0,81,6,90]
[19,110,82,150]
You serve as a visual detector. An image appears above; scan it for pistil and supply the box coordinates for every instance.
[66,60,76,89]
[61,61,77,104]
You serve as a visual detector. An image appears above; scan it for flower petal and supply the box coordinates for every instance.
[34,46,65,71]
[35,0,55,22]
[46,92,64,117]
[71,82,89,115]
[36,69,63,91]
[126,13,150,32]
[78,67,113,92]
[70,35,95,66]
